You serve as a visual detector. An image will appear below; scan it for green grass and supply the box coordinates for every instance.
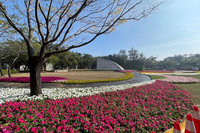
[177,83,200,105]
[148,75,167,80]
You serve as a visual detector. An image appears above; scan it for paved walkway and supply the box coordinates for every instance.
[0,71,151,89]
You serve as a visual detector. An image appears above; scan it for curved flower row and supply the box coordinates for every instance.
[159,75,200,83]
[0,77,67,83]
[0,81,192,132]
[0,80,155,104]
[140,70,174,73]
[118,70,133,73]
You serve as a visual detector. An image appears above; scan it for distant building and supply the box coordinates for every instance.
[96,58,124,70]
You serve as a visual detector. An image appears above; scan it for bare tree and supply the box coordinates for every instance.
[0,0,161,96]
[0,40,26,77]
[0,44,12,76]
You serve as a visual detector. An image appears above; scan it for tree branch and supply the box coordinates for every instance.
[35,0,45,44]
[0,2,34,57]
[47,0,87,44]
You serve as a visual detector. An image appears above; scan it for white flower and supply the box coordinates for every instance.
[0,80,155,104]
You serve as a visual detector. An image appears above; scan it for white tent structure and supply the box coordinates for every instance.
[96,58,124,70]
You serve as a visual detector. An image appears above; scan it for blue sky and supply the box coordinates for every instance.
[73,0,200,60]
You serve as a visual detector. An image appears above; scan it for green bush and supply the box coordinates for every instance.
[1,69,18,74]
[65,72,134,84]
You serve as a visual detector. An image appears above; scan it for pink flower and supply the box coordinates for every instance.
[15,127,20,132]
[10,123,14,127]
[31,127,36,132]
[42,121,45,125]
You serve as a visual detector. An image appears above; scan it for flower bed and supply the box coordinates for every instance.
[159,75,200,83]
[0,80,154,104]
[0,81,192,132]
[118,70,133,73]
[0,77,67,83]
[140,70,174,73]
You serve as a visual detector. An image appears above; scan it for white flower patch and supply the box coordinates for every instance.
[0,80,155,104]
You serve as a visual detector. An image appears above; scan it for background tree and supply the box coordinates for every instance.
[48,52,71,69]
[0,43,12,76]
[0,12,12,76]
[79,54,94,69]
[0,0,160,96]
[2,40,27,77]
[104,48,149,70]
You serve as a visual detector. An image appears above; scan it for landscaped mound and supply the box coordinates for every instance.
[65,72,134,84]
[0,77,67,83]
[0,81,192,132]
[159,75,200,83]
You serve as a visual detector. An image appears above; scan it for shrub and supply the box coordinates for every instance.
[1,69,18,74]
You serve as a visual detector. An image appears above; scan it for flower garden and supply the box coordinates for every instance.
[0,72,134,84]
[159,75,200,83]
[0,81,192,132]
[0,70,199,132]
[141,70,200,83]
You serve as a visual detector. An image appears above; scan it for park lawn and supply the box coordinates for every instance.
[148,75,167,80]
[2,71,126,80]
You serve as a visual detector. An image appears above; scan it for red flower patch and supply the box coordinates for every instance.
[0,77,67,83]
[0,81,192,132]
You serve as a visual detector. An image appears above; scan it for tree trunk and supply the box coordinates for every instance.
[29,56,43,96]
[0,60,4,77]
[8,65,11,77]
[8,53,20,78]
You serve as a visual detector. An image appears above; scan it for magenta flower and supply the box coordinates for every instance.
[0,77,67,83]
[42,121,45,125]
[31,127,36,132]
[0,81,192,132]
